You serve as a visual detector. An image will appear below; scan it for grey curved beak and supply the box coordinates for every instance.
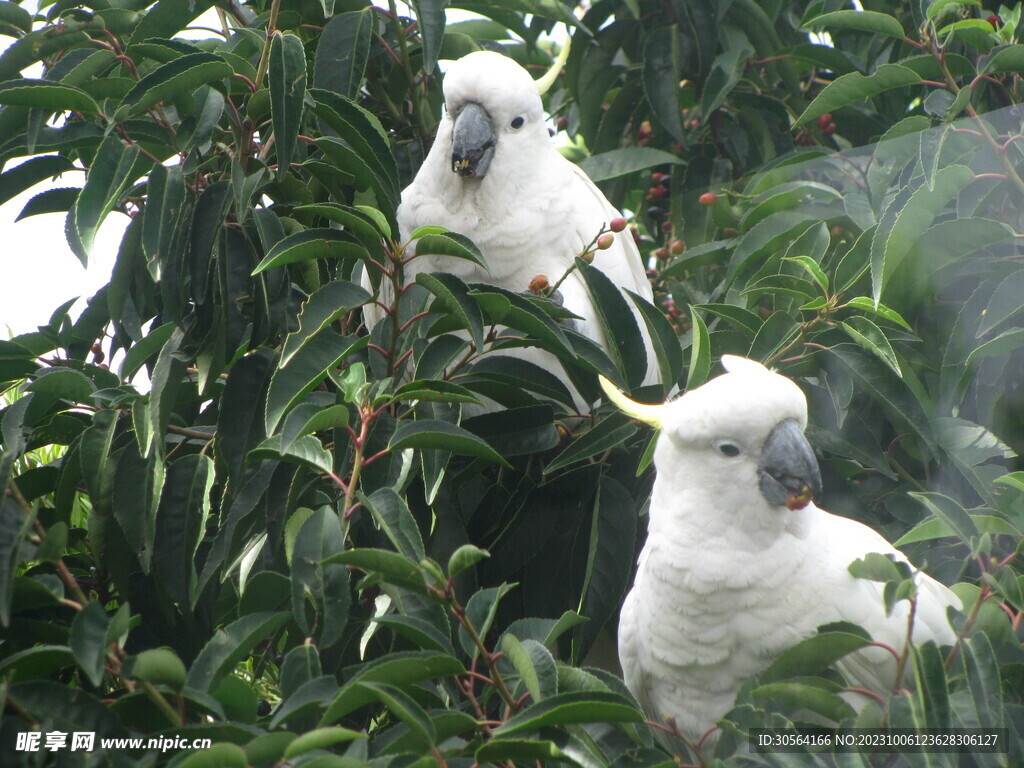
[452,102,495,178]
[757,419,822,509]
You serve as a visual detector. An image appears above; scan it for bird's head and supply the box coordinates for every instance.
[601,356,822,511]
[441,51,547,179]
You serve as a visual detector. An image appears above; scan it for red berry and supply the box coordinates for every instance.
[597,233,615,250]
[671,239,686,255]
[822,122,836,136]
[816,113,833,129]
[797,134,814,146]
[609,216,628,233]
[652,172,664,182]
[987,14,1001,27]
[699,192,717,206]
[581,251,595,263]
[661,221,673,233]
[689,118,700,128]
[528,275,549,294]
[647,186,665,201]
[655,247,670,260]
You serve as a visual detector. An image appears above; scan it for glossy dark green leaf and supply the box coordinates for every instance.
[153,454,214,608]
[291,507,349,647]
[642,26,685,143]
[270,33,306,180]
[0,78,99,113]
[840,316,901,376]
[578,147,684,182]
[112,440,165,573]
[250,434,334,475]
[701,29,753,119]
[363,487,425,561]
[114,52,232,121]
[494,691,643,735]
[795,64,922,127]
[909,491,979,544]
[186,611,291,692]
[760,629,872,684]
[322,548,428,593]
[501,634,557,702]
[412,0,446,73]
[751,681,856,722]
[389,419,511,467]
[266,332,367,433]
[69,601,110,687]
[66,134,142,265]
[313,10,373,99]
[358,681,436,745]
[458,583,514,658]
[685,304,711,389]
[26,368,95,403]
[415,231,487,268]
[417,271,485,349]
[282,280,371,365]
[802,10,905,38]
[0,497,36,626]
[0,155,74,207]
[578,259,646,389]
[319,651,465,725]
[545,413,636,475]
[252,228,369,274]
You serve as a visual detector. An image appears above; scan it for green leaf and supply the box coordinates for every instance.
[701,29,753,119]
[909,491,979,544]
[643,26,685,143]
[417,271,485,349]
[448,544,489,578]
[983,44,1024,74]
[686,305,710,389]
[459,584,515,658]
[358,681,436,745]
[501,634,556,702]
[186,611,291,692]
[290,507,349,647]
[70,601,110,687]
[740,182,843,233]
[802,10,906,38]
[283,727,364,759]
[751,681,856,722]
[783,255,829,294]
[844,297,912,330]
[26,368,95,403]
[112,441,165,573]
[0,497,36,626]
[313,10,373,99]
[281,280,371,365]
[625,289,684,390]
[363,487,425,561]
[895,515,1019,545]
[251,229,370,274]
[114,52,232,120]
[250,434,335,476]
[270,33,306,180]
[415,231,487,268]
[578,259,647,389]
[576,476,637,658]
[873,165,976,304]
[978,270,1024,336]
[849,552,907,582]
[146,327,187,458]
[0,78,99,113]
[545,413,636,475]
[476,739,565,762]
[578,147,684,182]
[0,155,74,208]
[840,316,901,376]
[66,134,142,265]
[495,691,643,735]
[927,0,982,22]
[154,454,214,608]
[265,332,368,433]
[122,648,187,692]
[760,629,872,683]
[412,0,446,73]
[795,64,922,127]
[388,420,511,467]
[322,548,428,593]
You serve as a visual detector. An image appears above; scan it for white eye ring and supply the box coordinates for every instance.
[510,115,525,130]
[715,441,741,458]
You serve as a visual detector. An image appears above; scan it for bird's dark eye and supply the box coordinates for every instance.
[716,442,741,458]
[510,115,525,129]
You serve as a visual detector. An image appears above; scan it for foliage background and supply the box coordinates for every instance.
[0,0,1022,766]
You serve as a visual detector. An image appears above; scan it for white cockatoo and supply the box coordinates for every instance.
[365,50,656,405]
[602,356,961,750]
